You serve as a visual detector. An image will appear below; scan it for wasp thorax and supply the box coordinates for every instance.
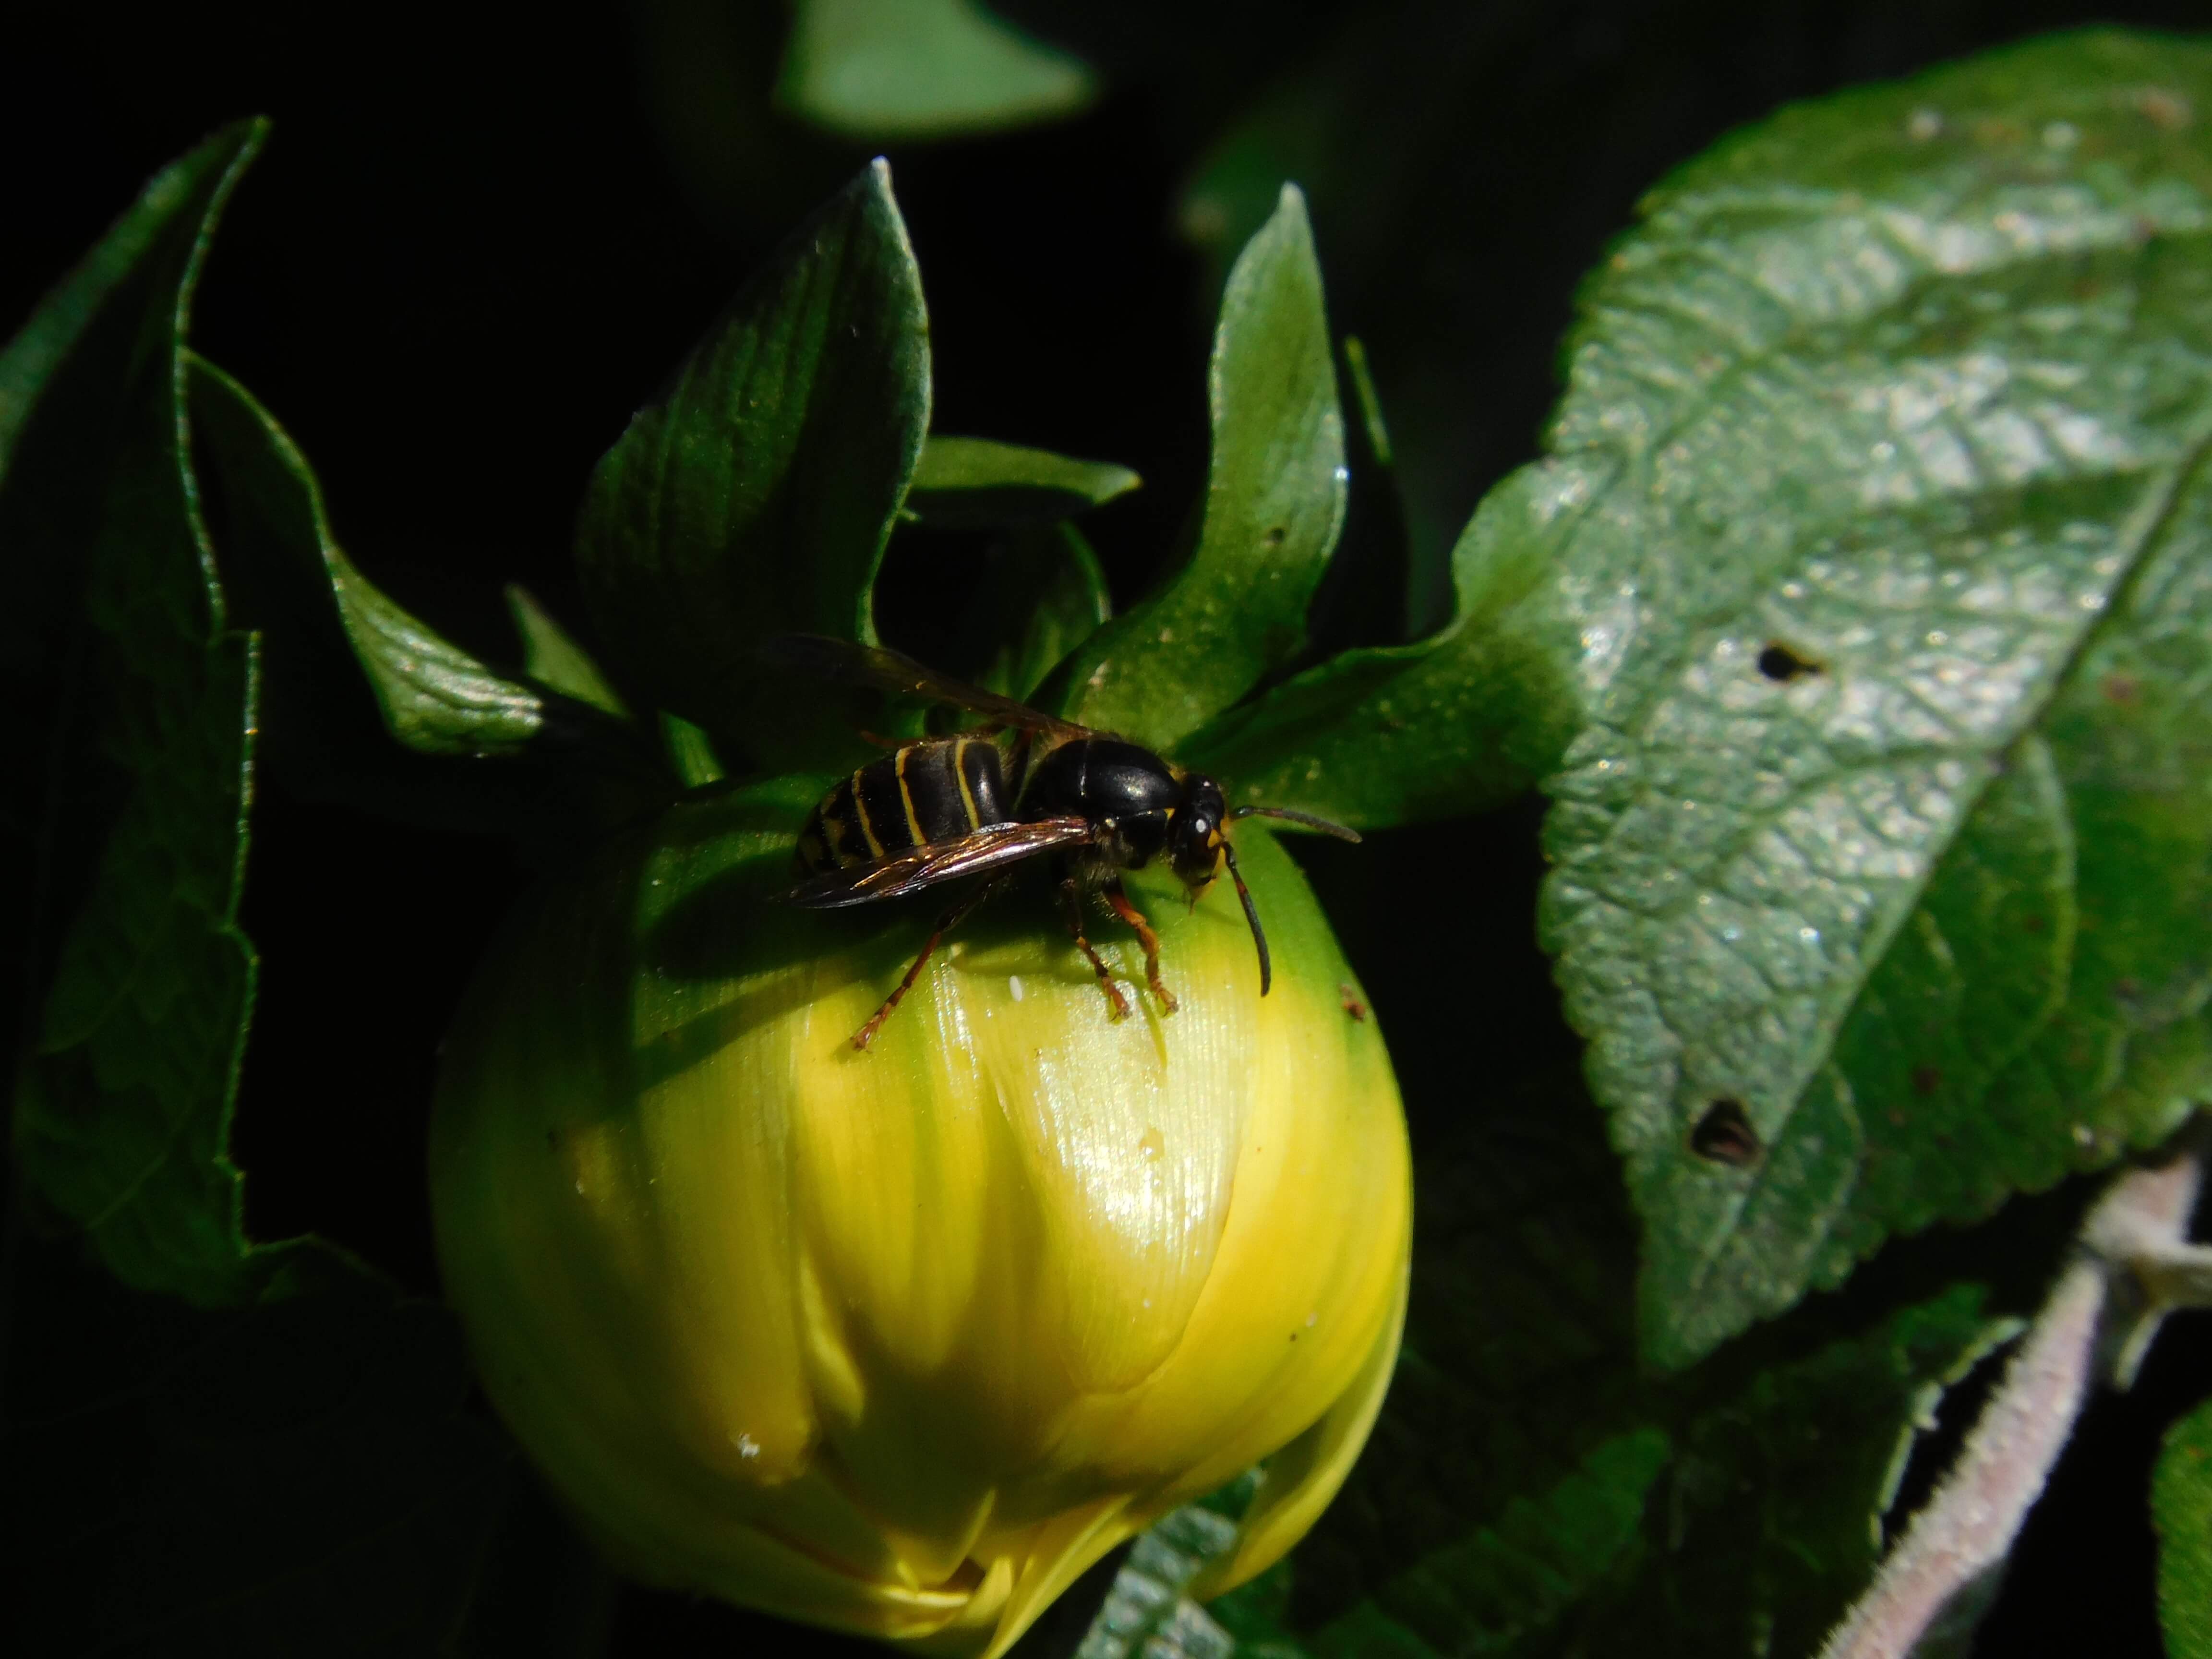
[429,781,1409,1658]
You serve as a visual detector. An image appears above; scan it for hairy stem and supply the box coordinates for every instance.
[1819,1139,2206,1659]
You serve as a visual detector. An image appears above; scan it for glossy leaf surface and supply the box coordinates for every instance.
[1058,185,1345,749]
[577,159,929,769]
[508,584,630,719]
[1187,467,1579,828]
[1513,31,2212,1364]
[906,434,1140,528]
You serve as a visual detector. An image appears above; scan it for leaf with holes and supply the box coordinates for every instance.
[1512,30,2212,1365]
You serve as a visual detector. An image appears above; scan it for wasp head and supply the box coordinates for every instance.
[1168,773,1229,892]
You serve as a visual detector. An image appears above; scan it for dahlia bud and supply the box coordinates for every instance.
[430,779,1409,1655]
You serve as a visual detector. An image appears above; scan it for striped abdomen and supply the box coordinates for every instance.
[794,736,1011,875]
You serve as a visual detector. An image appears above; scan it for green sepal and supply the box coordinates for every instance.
[189,357,669,842]
[1186,466,1578,827]
[576,158,930,772]
[507,583,629,718]
[957,520,1114,703]
[661,711,729,788]
[1056,184,1346,749]
[905,433,1139,528]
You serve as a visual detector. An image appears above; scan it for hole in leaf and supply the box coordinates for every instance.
[1262,525,1286,547]
[1690,1099,1763,1167]
[1757,641,1823,682]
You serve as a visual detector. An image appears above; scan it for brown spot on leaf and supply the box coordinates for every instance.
[1691,1099,1763,1168]
[1757,642,1823,683]
[1911,1064,1942,1097]
[2137,87,2193,131]
[2103,673,2140,704]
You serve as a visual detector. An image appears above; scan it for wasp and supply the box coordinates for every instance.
[768,635,1358,1050]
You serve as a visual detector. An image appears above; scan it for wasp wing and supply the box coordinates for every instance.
[786,816,1095,909]
[757,634,1095,743]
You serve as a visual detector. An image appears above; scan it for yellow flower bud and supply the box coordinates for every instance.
[431,778,1410,1656]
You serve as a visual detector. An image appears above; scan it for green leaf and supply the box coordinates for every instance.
[1511,30,2212,1364]
[190,356,665,839]
[661,710,728,788]
[1184,419,1576,832]
[1572,1286,2012,1659]
[506,583,629,718]
[1308,1430,1670,1659]
[1299,338,1413,665]
[1177,354,1575,831]
[577,159,930,769]
[906,434,1140,528]
[778,0,1095,141]
[957,520,1114,702]
[1057,185,1345,748]
[2158,1391,2212,1659]
[193,357,539,758]
[1341,338,1393,470]
[3,123,267,1302]
[1,129,582,1655]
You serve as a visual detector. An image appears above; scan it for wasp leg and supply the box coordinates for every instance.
[1060,873,1131,1020]
[852,878,1004,1052]
[1102,876,1178,1013]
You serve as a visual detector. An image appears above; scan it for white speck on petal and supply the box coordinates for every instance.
[1008,975,1026,1002]
[733,1432,761,1459]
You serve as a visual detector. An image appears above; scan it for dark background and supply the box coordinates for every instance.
[8,3,2212,1654]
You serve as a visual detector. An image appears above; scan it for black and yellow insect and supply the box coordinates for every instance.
[769,635,1358,1050]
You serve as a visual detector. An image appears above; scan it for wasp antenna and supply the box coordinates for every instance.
[1222,842,1271,995]
[1230,805,1361,843]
